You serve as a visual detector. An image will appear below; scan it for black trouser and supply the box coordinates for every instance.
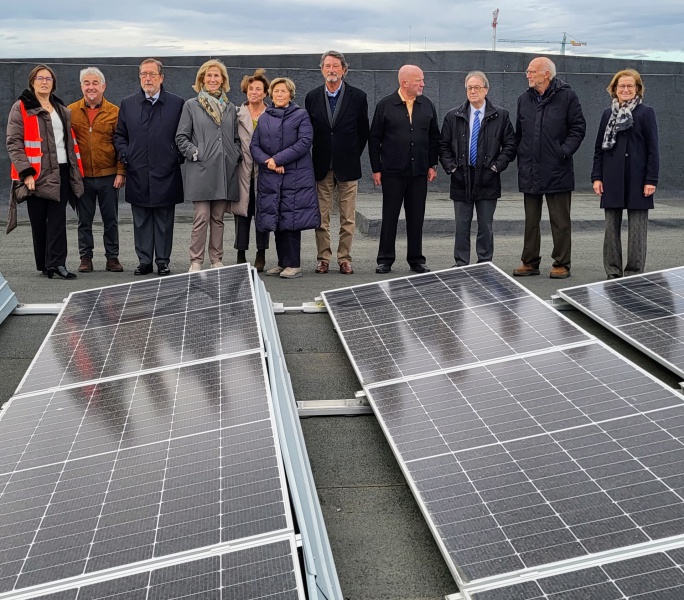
[131,204,175,267]
[76,174,120,260]
[521,192,572,269]
[27,163,70,271]
[274,229,301,268]
[377,174,427,266]
[234,179,269,251]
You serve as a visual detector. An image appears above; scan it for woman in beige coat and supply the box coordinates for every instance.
[6,64,84,279]
[233,69,271,272]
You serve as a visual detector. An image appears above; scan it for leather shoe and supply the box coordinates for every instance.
[549,265,570,279]
[48,266,77,280]
[106,258,124,272]
[376,264,391,274]
[339,262,354,274]
[513,263,540,277]
[315,261,329,274]
[78,257,93,272]
[157,265,171,276]
[134,263,153,276]
[410,264,430,273]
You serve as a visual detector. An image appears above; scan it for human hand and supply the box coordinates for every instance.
[266,158,277,171]
[275,166,284,174]
[644,185,656,196]
[113,175,126,189]
[372,172,382,186]
[593,180,603,196]
[427,167,437,182]
[24,175,35,191]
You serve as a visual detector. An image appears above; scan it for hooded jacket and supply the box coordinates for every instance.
[439,99,516,202]
[515,77,586,194]
[250,102,320,233]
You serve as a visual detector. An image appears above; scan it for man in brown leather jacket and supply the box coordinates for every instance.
[68,67,126,273]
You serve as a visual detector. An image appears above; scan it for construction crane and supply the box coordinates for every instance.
[498,32,587,55]
[491,9,499,51]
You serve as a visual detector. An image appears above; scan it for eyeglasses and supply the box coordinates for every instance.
[617,84,636,90]
[467,86,485,92]
[35,76,54,83]
[139,71,160,78]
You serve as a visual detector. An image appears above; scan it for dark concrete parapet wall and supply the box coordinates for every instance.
[1,50,682,203]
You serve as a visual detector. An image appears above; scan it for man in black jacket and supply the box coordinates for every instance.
[114,58,184,277]
[369,65,440,274]
[305,51,369,275]
[439,71,516,266]
[513,56,586,279]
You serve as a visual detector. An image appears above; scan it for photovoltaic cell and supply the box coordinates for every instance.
[558,266,684,378]
[15,265,260,396]
[0,355,289,594]
[24,538,302,600]
[322,264,590,385]
[468,548,684,599]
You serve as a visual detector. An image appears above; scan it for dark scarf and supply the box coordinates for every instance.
[198,87,228,125]
[602,96,641,150]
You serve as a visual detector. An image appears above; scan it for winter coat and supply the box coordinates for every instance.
[68,97,125,178]
[176,97,242,203]
[250,103,320,233]
[591,104,659,210]
[304,82,370,182]
[6,89,84,233]
[113,86,184,207]
[233,102,263,217]
[515,78,586,194]
[439,100,517,202]
[368,90,440,177]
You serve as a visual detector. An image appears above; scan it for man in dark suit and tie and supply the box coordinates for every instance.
[305,51,369,275]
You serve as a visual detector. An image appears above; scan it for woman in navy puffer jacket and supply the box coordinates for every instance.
[250,77,320,279]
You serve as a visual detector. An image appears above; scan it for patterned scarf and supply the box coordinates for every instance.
[602,96,641,150]
[198,87,228,125]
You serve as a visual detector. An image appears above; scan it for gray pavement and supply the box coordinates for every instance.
[1,198,684,599]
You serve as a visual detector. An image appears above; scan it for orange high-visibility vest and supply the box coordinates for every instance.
[10,101,84,181]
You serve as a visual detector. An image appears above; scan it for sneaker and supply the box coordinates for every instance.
[512,263,540,277]
[280,267,302,279]
[78,257,93,272]
[266,266,285,276]
[188,262,202,272]
[549,265,570,279]
[211,261,224,268]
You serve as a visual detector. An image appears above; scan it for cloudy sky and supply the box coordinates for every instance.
[1,0,683,62]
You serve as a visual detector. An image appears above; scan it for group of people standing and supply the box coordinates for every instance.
[6,53,659,281]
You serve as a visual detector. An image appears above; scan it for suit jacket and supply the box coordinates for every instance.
[304,82,369,182]
[368,90,440,177]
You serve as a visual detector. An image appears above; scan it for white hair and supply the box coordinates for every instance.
[79,67,106,84]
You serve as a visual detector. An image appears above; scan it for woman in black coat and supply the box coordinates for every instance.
[591,69,659,279]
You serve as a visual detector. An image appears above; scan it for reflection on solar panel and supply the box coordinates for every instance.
[468,548,684,599]
[0,264,307,600]
[322,263,684,596]
[557,266,684,378]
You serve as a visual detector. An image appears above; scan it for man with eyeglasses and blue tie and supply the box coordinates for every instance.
[513,56,586,279]
[439,71,516,267]
[114,58,184,276]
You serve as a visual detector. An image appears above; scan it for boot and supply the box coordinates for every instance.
[255,250,266,273]
[237,250,247,264]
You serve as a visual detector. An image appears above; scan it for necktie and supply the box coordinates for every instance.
[470,110,480,166]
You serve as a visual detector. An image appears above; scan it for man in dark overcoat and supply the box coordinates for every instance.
[305,50,369,275]
[114,58,184,276]
[513,56,586,280]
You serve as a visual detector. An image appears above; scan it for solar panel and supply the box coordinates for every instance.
[0,265,312,600]
[14,265,260,397]
[322,264,591,386]
[467,548,684,599]
[557,266,684,379]
[22,537,302,600]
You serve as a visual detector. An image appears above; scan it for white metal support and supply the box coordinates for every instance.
[12,303,64,315]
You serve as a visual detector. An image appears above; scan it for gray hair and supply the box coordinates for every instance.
[79,67,106,84]
[539,57,556,78]
[320,50,348,71]
[139,58,163,75]
[465,71,489,89]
